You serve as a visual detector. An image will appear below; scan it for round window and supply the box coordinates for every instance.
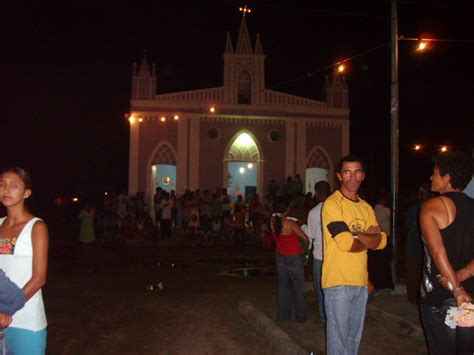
[207,127,220,140]
[268,129,281,143]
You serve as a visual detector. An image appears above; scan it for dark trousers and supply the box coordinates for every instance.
[275,253,308,323]
[160,219,172,239]
[420,301,474,355]
[406,257,423,304]
[368,239,394,290]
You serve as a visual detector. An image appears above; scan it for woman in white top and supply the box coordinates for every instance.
[0,168,48,355]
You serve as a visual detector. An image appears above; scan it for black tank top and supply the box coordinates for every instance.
[420,192,474,307]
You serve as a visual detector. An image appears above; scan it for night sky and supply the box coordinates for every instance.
[3,1,473,206]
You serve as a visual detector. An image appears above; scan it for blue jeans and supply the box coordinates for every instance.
[324,285,367,355]
[275,253,308,323]
[312,258,325,322]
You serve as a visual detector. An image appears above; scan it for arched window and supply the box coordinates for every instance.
[228,133,260,161]
[238,70,251,104]
[307,148,329,169]
[151,143,176,165]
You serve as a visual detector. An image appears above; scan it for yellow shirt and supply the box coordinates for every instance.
[322,190,387,288]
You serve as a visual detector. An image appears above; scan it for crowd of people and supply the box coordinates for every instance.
[0,150,473,354]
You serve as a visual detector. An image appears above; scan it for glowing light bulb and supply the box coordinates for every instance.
[239,167,245,174]
[338,64,345,73]
[417,41,427,51]
[129,116,136,124]
[209,106,216,113]
[174,114,179,120]
[414,145,421,151]
[138,117,143,122]
[160,116,166,122]
[247,163,253,169]
[441,146,447,152]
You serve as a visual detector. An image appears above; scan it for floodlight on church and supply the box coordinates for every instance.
[209,106,216,113]
[440,146,448,152]
[138,117,143,122]
[337,64,345,74]
[173,114,179,120]
[414,145,421,151]
[129,116,136,124]
[235,133,253,148]
[160,116,166,122]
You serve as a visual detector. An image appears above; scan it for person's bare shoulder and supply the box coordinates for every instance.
[420,196,450,227]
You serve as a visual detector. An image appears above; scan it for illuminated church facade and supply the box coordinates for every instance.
[128,18,349,201]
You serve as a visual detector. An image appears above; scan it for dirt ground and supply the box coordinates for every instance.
[43,223,427,354]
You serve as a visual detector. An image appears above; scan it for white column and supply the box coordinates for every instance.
[128,120,140,195]
[296,119,307,178]
[177,116,189,194]
[285,119,296,178]
[189,116,200,190]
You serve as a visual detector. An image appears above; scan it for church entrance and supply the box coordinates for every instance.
[149,143,177,208]
[225,132,261,203]
[152,164,176,192]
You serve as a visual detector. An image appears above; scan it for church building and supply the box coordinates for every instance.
[128,17,350,202]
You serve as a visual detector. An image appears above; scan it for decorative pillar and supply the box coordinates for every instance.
[128,119,140,195]
[189,116,200,190]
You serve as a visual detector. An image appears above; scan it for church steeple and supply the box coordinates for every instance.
[224,32,234,54]
[236,18,252,54]
[138,53,151,76]
[324,72,349,108]
[132,52,156,100]
[254,34,264,55]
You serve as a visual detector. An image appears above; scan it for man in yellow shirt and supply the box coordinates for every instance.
[322,155,387,355]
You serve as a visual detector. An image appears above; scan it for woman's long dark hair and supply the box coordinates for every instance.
[273,197,289,237]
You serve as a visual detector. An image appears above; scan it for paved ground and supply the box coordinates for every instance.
[43,225,428,354]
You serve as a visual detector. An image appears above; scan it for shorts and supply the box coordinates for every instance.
[3,327,47,355]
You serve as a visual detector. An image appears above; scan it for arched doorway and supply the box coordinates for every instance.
[224,131,263,202]
[306,147,331,193]
[149,142,177,195]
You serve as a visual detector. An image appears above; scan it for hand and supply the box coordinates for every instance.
[453,287,472,306]
[0,313,12,328]
[366,225,381,234]
[457,268,472,283]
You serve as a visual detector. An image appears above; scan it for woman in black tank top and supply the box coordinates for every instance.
[419,151,474,355]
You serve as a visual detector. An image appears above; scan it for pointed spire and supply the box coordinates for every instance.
[138,52,151,77]
[224,32,234,54]
[254,34,263,55]
[236,17,252,54]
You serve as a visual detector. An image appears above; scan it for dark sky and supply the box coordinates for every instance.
[2,1,473,204]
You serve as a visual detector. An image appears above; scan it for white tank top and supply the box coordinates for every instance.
[0,217,47,331]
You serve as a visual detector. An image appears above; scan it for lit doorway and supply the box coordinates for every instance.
[225,132,262,203]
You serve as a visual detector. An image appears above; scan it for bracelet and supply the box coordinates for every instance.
[451,286,464,295]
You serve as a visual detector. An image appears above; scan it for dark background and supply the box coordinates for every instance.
[2,1,473,208]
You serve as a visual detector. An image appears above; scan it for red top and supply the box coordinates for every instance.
[275,233,302,256]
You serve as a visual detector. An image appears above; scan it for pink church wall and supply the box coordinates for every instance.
[137,120,178,192]
[198,120,286,191]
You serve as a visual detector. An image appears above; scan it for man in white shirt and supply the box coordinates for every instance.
[307,180,331,323]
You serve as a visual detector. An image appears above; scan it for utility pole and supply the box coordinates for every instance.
[390,0,399,285]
